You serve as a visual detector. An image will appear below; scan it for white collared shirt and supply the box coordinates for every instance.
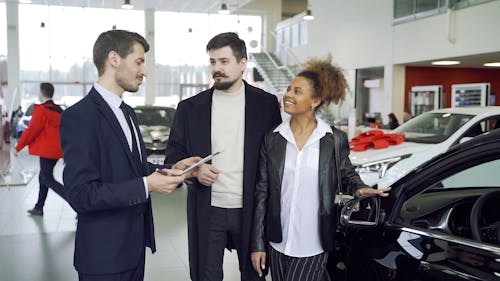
[94,83,148,198]
[270,116,333,257]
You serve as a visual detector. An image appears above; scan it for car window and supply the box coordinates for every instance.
[400,157,500,241]
[134,108,175,127]
[456,116,500,144]
[394,113,474,144]
[437,159,500,189]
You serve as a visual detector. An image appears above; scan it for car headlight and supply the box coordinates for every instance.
[355,154,411,179]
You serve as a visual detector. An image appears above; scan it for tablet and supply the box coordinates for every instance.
[182,151,223,174]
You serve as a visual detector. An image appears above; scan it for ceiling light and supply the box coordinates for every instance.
[484,62,500,67]
[431,60,460,65]
[121,0,133,9]
[218,3,230,15]
[19,0,32,3]
[303,9,314,21]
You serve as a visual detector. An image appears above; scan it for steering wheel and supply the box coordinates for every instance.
[470,190,500,243]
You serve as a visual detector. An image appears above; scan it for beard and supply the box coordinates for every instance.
[116,75,140,93]
[214,78,238,91]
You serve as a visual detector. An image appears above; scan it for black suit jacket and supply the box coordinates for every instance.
[164,81,282,281]
[60,87,156,275]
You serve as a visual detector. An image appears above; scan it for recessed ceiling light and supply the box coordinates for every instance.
[431,60,460,65]
[121,0,133,9]
[484,62,500,67]
[218,3,230,15]
[303,9,314,21]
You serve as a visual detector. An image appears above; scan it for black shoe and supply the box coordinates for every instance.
[27,208,44,216]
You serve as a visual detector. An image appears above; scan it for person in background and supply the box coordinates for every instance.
[15,82,65,216]
[403,111,413,123]
[388,113,400,129]
[60,29,199,281]
[250,56,390,281]
[10,106,22,138]
[165,32,282,281]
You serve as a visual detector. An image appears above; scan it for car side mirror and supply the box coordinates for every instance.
[339,195,381,227]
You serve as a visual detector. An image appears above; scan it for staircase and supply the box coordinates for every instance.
[250,52,295,96]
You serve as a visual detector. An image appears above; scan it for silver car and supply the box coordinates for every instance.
[133,106,176,164]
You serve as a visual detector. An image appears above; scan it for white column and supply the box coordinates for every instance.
[6,1,21,111]
[383,64,406,123]
[144,9,156,106]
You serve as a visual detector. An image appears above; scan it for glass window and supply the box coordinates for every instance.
[400,156,500,242]
[0,3,6,56]
[291,23,299,48]
[394,113,474,144]
[155,12,262,105]
[18,4,145,107]
[299,21,308,46]
[415,0,440,13]
[394,0,415,18]
[439,159,500,189]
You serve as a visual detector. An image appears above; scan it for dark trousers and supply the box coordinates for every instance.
[78,249,145,281]
[34,157,65,210]
[203,206,262,281]
[269,245,330,281]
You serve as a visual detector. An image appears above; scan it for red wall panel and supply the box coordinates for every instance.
[405,67,500,110]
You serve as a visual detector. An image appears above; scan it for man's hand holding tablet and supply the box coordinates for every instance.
[182,151,222,174]
[157,152,223,180]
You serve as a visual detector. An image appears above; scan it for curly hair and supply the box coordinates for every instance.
[297,54,348,109]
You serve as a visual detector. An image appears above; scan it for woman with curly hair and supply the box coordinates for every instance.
[250,56,390,281]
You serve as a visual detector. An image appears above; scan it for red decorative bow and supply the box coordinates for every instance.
[349,130,406,151]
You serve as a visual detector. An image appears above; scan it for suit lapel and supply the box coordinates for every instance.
[319,134,334,193]
[243,83,258,185]
[89,88,142,176]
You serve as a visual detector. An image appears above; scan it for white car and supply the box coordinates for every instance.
[350,106,500,188]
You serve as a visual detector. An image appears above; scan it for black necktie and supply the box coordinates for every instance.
[120,102,142,172]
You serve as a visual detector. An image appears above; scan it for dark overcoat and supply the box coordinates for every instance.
[165,81,282,281]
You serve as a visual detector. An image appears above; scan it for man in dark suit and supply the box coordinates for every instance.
[60,30,198,281]
[165,32,282,281]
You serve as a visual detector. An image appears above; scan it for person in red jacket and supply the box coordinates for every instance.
[15,82,65,216]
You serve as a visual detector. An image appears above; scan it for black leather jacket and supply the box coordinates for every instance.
[251,127,367,253]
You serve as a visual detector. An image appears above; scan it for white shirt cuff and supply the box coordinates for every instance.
[142,177,149,199]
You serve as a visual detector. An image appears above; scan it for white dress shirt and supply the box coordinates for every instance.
[270,116,332,257]
[94,83,148,198]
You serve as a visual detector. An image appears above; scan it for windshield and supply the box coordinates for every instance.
[393,113,474,144]
[134,107,175,127]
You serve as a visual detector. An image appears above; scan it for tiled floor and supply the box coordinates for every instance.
[0,145,247,281]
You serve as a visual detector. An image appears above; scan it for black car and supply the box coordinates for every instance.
[332,129,500,281]
[133,106,176,164]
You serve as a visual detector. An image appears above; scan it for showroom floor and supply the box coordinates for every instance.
[0,145,245,281]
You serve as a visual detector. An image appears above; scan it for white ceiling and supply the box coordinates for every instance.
[3,0,499,69]
[6,0,252,13]
[405,52,500,69]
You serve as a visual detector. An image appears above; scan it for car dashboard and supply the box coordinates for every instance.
[399,187,500,241]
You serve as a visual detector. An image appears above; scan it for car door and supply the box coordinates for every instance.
[332,133,500,281]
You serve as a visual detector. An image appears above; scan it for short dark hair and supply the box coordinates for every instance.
[206,32,247,62]
[93,30,150,76]
[40,82,54,98]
